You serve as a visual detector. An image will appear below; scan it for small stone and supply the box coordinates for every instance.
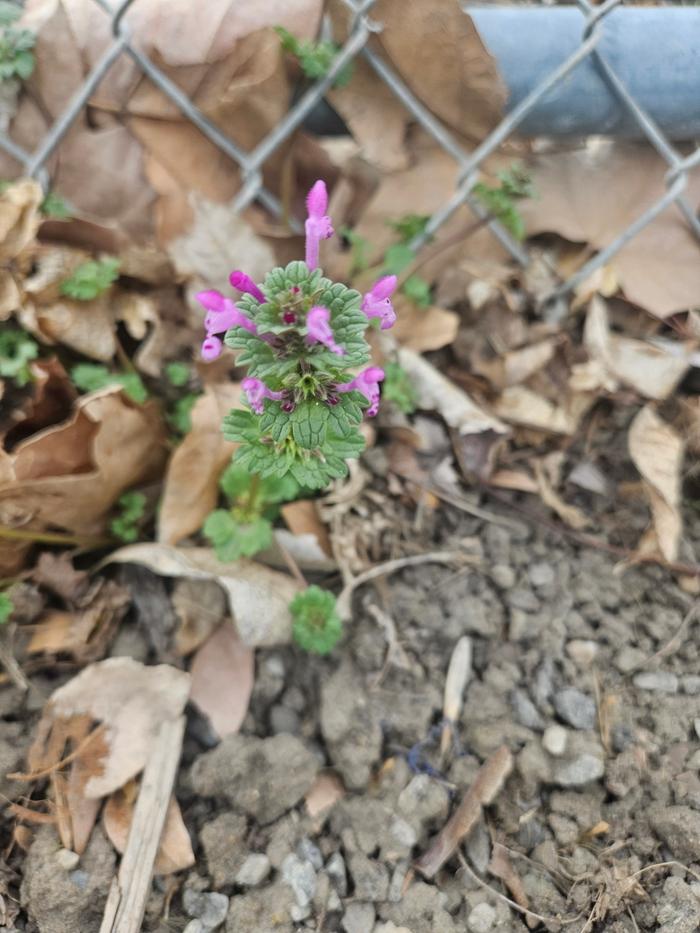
[565,640,598,666]
[342,902,376,933]
[390,818,417,849]
[529,562,555,588]
[694,719,700,740]
[296,837,323,871]
[614,646,646,673]
[347,851,389,901]
[325,852,347,896]
[282,854,317,908]
[633,671,679,694]
[511,689,545,730]
[263,655,285,679]
[182,890,229,930]
[553,754,604,787]
[290,903,312,922]
[467,901,497,933]
[327,890,342,912]
[199,813,248,887]
[650,805,700,860]
[491,564,516,589]
[688,749,700,770]
[682,675,700,695]
[235,854,271,887]
[543,724,568,757]
[269,705,301,735]
[184,922,206,933]
[55,848,80,871]
[553,688,596,730]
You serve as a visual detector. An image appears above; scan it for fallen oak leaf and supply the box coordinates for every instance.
[103,781,194,876]
[106,543,301,646]
[415,745,513,878]
[628,405,684,562]
[189,623,254,739]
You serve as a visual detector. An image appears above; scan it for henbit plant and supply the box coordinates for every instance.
[0,2,35,83]
[290,585,343,655]
[196,178,399,651]
[197,179,398,491]
[472,164,533,241]
[110,491,147,543]
[60,257,120,301]
[40,191,71,219]
[71,363,148,404]
[275,26,352,88]
[0,327,38,386]
[203,463,302,563]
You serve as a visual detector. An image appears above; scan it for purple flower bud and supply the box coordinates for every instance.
[201,335,223,361]
[305,306,345,356]
[336,366,385,417]
[229,270,265,304]
[281,400,295,413]
[282,310,297,324]
[242,377,285,415]
[305,180,334,270]
[196,290,257,336]
[361,275,397,330]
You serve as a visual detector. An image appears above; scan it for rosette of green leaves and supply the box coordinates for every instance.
[223,261,372,489]
[290,585,342,655]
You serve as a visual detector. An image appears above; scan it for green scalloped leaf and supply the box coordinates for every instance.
[289,400,329,449]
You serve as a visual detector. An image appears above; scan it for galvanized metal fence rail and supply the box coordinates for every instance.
[1,0,699,308]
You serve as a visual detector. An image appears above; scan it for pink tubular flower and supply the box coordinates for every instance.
[306,306,345,356]
[305,180,334,270]
[201,335,223,362]
[336,366,385,417]
[229,270,265,304]
[242,377,285,414]
[196,289,258,360]
[362,275,397,330]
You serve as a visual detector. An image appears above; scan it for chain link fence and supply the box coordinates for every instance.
[1,0,699,308]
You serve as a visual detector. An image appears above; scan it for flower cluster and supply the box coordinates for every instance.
[196,180,397,489]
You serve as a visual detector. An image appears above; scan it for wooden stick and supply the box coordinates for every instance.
[100,715,185,933]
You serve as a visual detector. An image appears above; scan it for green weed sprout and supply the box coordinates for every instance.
[0,2,35,83]
[275,26,352,88]
[473,165,533,240]
[0,327,38,386]
[111,491,147,543]
[290,585,342,654]
[60,257,120,301]
[71,363,147,404]
[382,361,418,414]
[0,591,13,625]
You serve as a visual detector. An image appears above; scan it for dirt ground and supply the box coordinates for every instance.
[4,477,700,933]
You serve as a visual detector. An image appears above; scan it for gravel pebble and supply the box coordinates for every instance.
[467,902,497,933]
[542,724,568,757]
[182,890,229,931]
[694,719,700,741]
[553,754,604,787]
[511,689,545,730]
[491,564,516,589]
[565,639,599,666]
[235,854,271,887]
[269,705,301,735]
[325,852,348,896]
[55,849,80,871]
[650,805,700,861]
[528,562,555,588]
[682,675,700,695]
[553,688,596,730]
[633,671,679,694]
[282,854,318,908]
[342,902,376,933]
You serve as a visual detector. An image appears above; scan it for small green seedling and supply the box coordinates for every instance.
[275,26,352,87]
[0,3,35,82]
[290,585,342,655]
[203,463,301,562]
[382,361,417,414]
[60,257,120,301]
[0,591,13,625]
[165,361,191,387]
[168,393,199,435]
[472,164,533,240]
[111,491,146,543]
[0,327,38,386]
[40,191,71,219]
[382,216,433,308]
[71,363,148,404]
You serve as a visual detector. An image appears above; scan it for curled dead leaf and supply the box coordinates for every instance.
[628,406,684,562]
[106,543,301,646]
[189,624,254,739]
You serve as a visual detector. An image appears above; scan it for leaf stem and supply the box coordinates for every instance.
[0,525,106,547]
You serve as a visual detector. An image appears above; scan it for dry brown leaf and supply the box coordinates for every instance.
[522,142,700,318]
[103,781,194,876]
[172,578,228,657]
[415,745,513,878]
[373,0,507,142]
[396,346,507,437]
[534,458,589,531]
[628,406,684,562]
[168,195,276,296]
[492,385,593,436]
[390,301,459,354]
[578,297,692,400]
[281,499,333,559]
[28,658,190,799]
[0,179,42,261]
[0,388,167,542]
[106,543,301,646]
[488,841,535,929]
[476,339,558,392]
[189,624,254,739]
[489,469,538,494]
[158,383,241,546]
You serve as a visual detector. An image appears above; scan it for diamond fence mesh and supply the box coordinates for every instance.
[1,0,699,308]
